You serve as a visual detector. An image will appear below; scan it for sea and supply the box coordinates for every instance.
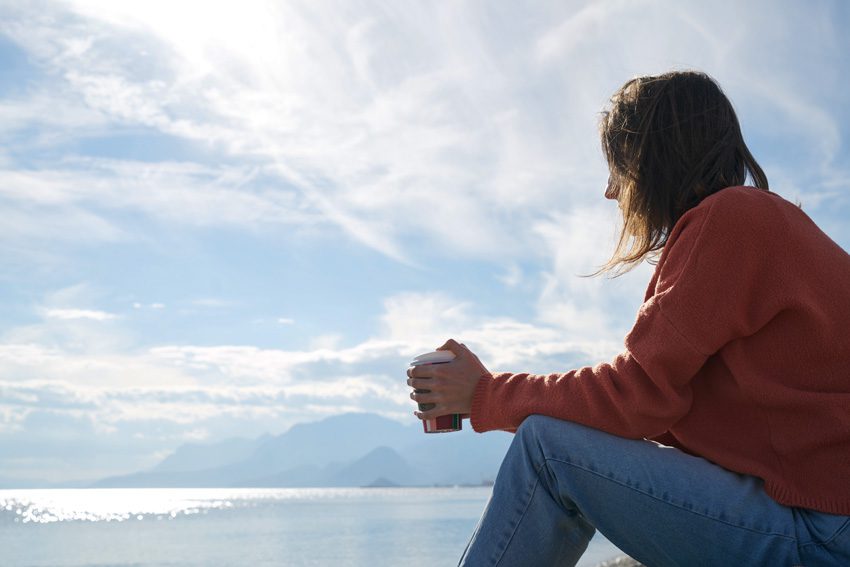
[0,487,623,566]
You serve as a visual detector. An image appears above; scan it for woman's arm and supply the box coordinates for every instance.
[408,188,784,439]
[407,336,697,438]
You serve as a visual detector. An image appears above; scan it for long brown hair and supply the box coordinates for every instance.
[598,71,768,275]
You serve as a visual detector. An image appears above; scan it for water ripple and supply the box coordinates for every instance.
[0,487,485,524]
[0,488,247,523]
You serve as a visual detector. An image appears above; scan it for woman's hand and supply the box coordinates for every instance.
[406,339,491,420]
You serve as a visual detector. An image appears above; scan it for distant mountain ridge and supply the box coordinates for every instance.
[90,413,513,489]
[153,435,268,473]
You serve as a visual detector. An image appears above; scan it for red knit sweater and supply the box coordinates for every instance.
[471,186,850,515]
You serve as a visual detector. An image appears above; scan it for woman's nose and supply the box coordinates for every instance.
[605,178,619,200]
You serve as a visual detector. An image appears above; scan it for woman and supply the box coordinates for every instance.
[407,71,850,566]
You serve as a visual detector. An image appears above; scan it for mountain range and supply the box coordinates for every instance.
[90,413,514,488]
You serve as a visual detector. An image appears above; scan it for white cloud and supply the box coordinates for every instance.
[379,292,473,347]
[65,71,171,128]
[133,302,164,310]
[0,159,323,236]
[0,158,333,275]
[376,290,624,371]
[43,308,116,321]
[0,93,109,150]
[0,343,192,389]
[536,0,636,63]
[0,286,623,436]
[308,334,342,351]
[147,338,411,387]
[533,205,625,338]
[3,0,844,265]
[0,405,28,434]
[0,1,603,262]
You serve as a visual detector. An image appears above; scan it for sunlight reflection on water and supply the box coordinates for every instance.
[0,487,480,524]
[0,487,622,566]
[1,488,240,523]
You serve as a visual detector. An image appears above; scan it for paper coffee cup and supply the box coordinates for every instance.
[409,350,462,433]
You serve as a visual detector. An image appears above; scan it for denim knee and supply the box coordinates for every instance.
[517,414,589,451]
[516,414,552,437]
[514,414,584,469]
[513,415,588,512]
[515,415,618,474]
[515,414,551,448]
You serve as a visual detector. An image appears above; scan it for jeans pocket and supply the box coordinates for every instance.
[822,517,850,546]
[797,511,850,565]
[799,510,850,544]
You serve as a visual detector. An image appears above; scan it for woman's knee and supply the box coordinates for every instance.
[517,414,595,443]
[515,415,580,458]
[515,414,561,450]
[516,413,553,435]
[515,415,619,465]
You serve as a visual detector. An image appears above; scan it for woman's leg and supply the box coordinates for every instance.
[458,415,826,567]
[458,416,596,566]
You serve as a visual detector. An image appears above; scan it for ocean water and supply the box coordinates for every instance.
[0,487,622,566]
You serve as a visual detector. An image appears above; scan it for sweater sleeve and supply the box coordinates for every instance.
[470,188,779,437]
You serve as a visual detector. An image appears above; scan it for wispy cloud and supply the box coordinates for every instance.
[1,288,620,424]
[133,303,165,310]
[0,159,322,237]
[5,0,845,264]
[1,1,603,263]
[43,308,117,321]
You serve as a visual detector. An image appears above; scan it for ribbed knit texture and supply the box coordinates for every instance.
[471,186,850,515]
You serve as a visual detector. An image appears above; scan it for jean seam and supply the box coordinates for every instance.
[491,463,546,566]
[544,456,798,542]
[798,518,850,549]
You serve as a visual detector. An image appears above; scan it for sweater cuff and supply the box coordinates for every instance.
[469,373,495,433]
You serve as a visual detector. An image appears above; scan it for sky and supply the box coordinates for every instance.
[1,0,848,483]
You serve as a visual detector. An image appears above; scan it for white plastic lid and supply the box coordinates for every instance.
[409,350,456,366]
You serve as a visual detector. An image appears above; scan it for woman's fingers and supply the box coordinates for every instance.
[410,390,437,411]
[414,407,444,420]
[415,401,463,420]
[411,388,465,419]
[406,376,437,389]
[407,365,446,379]
[409,389,438,404]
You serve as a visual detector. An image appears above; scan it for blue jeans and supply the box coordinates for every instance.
[459,415,850,566]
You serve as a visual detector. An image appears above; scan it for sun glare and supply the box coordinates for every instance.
[69,0,284,79]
